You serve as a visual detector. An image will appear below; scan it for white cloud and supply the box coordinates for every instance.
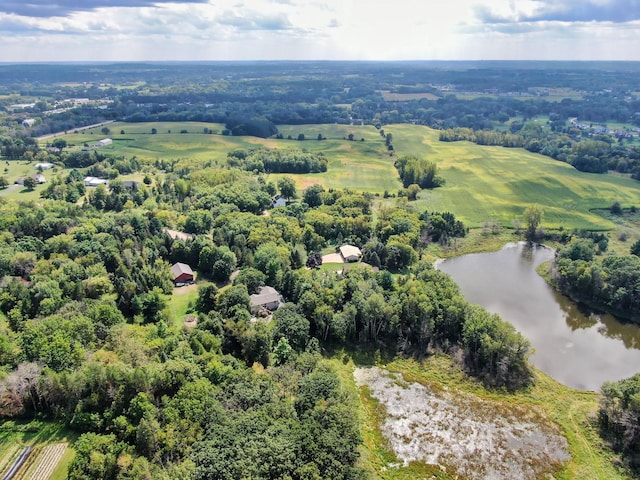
[0,0,638,61]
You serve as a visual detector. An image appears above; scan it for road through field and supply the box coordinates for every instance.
[37,121,115,141]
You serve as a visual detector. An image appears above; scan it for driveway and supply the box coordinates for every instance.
[322,253,344,264]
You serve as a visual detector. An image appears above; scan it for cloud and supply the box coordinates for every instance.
[0,0,209,18]
[476,0,640,25]
[217,10,292,30]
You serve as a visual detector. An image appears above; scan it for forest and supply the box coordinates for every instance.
[0,151,529,477]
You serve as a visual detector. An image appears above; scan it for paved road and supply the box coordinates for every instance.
[37,120,115,141]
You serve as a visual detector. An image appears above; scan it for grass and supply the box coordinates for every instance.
[47,122,402,194]
[388,124,640,230]
[168,282,200,328]
[0,420,76,480]
[330,353,629,479]
[0,160,62,201]
[36,121,640,230]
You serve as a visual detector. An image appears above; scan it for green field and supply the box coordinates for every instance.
[32,121,640,230]
[47,122,402,194]
[388,124,640,230]
[0,160,59,201]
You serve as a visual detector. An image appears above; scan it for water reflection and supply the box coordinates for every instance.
[438,243,640,391]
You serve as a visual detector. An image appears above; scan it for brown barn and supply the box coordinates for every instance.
[170,262,194,286]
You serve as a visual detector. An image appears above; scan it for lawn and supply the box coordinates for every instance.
[0,160,62,201]
[388,124,640,230]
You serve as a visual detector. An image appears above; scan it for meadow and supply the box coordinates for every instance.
[49,121,403,193]
[388,124,640,230]
[33,121,640,231]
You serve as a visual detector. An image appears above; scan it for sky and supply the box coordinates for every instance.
[0,0,639,62]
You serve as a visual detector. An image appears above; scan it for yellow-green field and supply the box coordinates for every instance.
[32,121,640,230]
[47,121,402,193]
[388,124,640,229]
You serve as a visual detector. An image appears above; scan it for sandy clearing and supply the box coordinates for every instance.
[354,367,569,480]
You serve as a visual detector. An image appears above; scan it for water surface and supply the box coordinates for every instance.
[438,243,640,390]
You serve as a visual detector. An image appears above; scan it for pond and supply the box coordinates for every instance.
[437,243,640,391]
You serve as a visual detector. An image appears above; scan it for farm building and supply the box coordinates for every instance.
[170,262,194,285]
[22,118,35,128]
[250,286,283,314]
[339,244,362,263]
[34,162,54,170]
[92,138,112,148]
[15,174,46,185]
[84,176,108,187]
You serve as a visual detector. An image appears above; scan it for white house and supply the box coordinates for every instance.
[22,119,35,128]
[339,245,362,263]
[84,176,108,187]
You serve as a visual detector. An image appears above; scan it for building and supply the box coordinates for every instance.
[170,262,194,286]
[122,180,141,189]
[22,119,35,128]
[92,138,113,148]
[250,286,282,314]
[339,244,362,263]
[15,174,46,185]
[34,162,54,170]
[84,176,108,187]
[33,174,46,184]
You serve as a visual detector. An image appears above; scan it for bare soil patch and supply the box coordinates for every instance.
[354,367,570,479]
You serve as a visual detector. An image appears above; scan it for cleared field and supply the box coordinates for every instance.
[31,121,640,230]
[25,443,68,480]
[388,124,640,230]
[52,122,402,193]
[0,160,60,201]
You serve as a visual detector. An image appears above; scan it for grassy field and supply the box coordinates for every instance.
[30,121,640,230]
[0,160,60,201]
[48,122,402,194]
[330,353,629,480]
[388,124,640,230]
